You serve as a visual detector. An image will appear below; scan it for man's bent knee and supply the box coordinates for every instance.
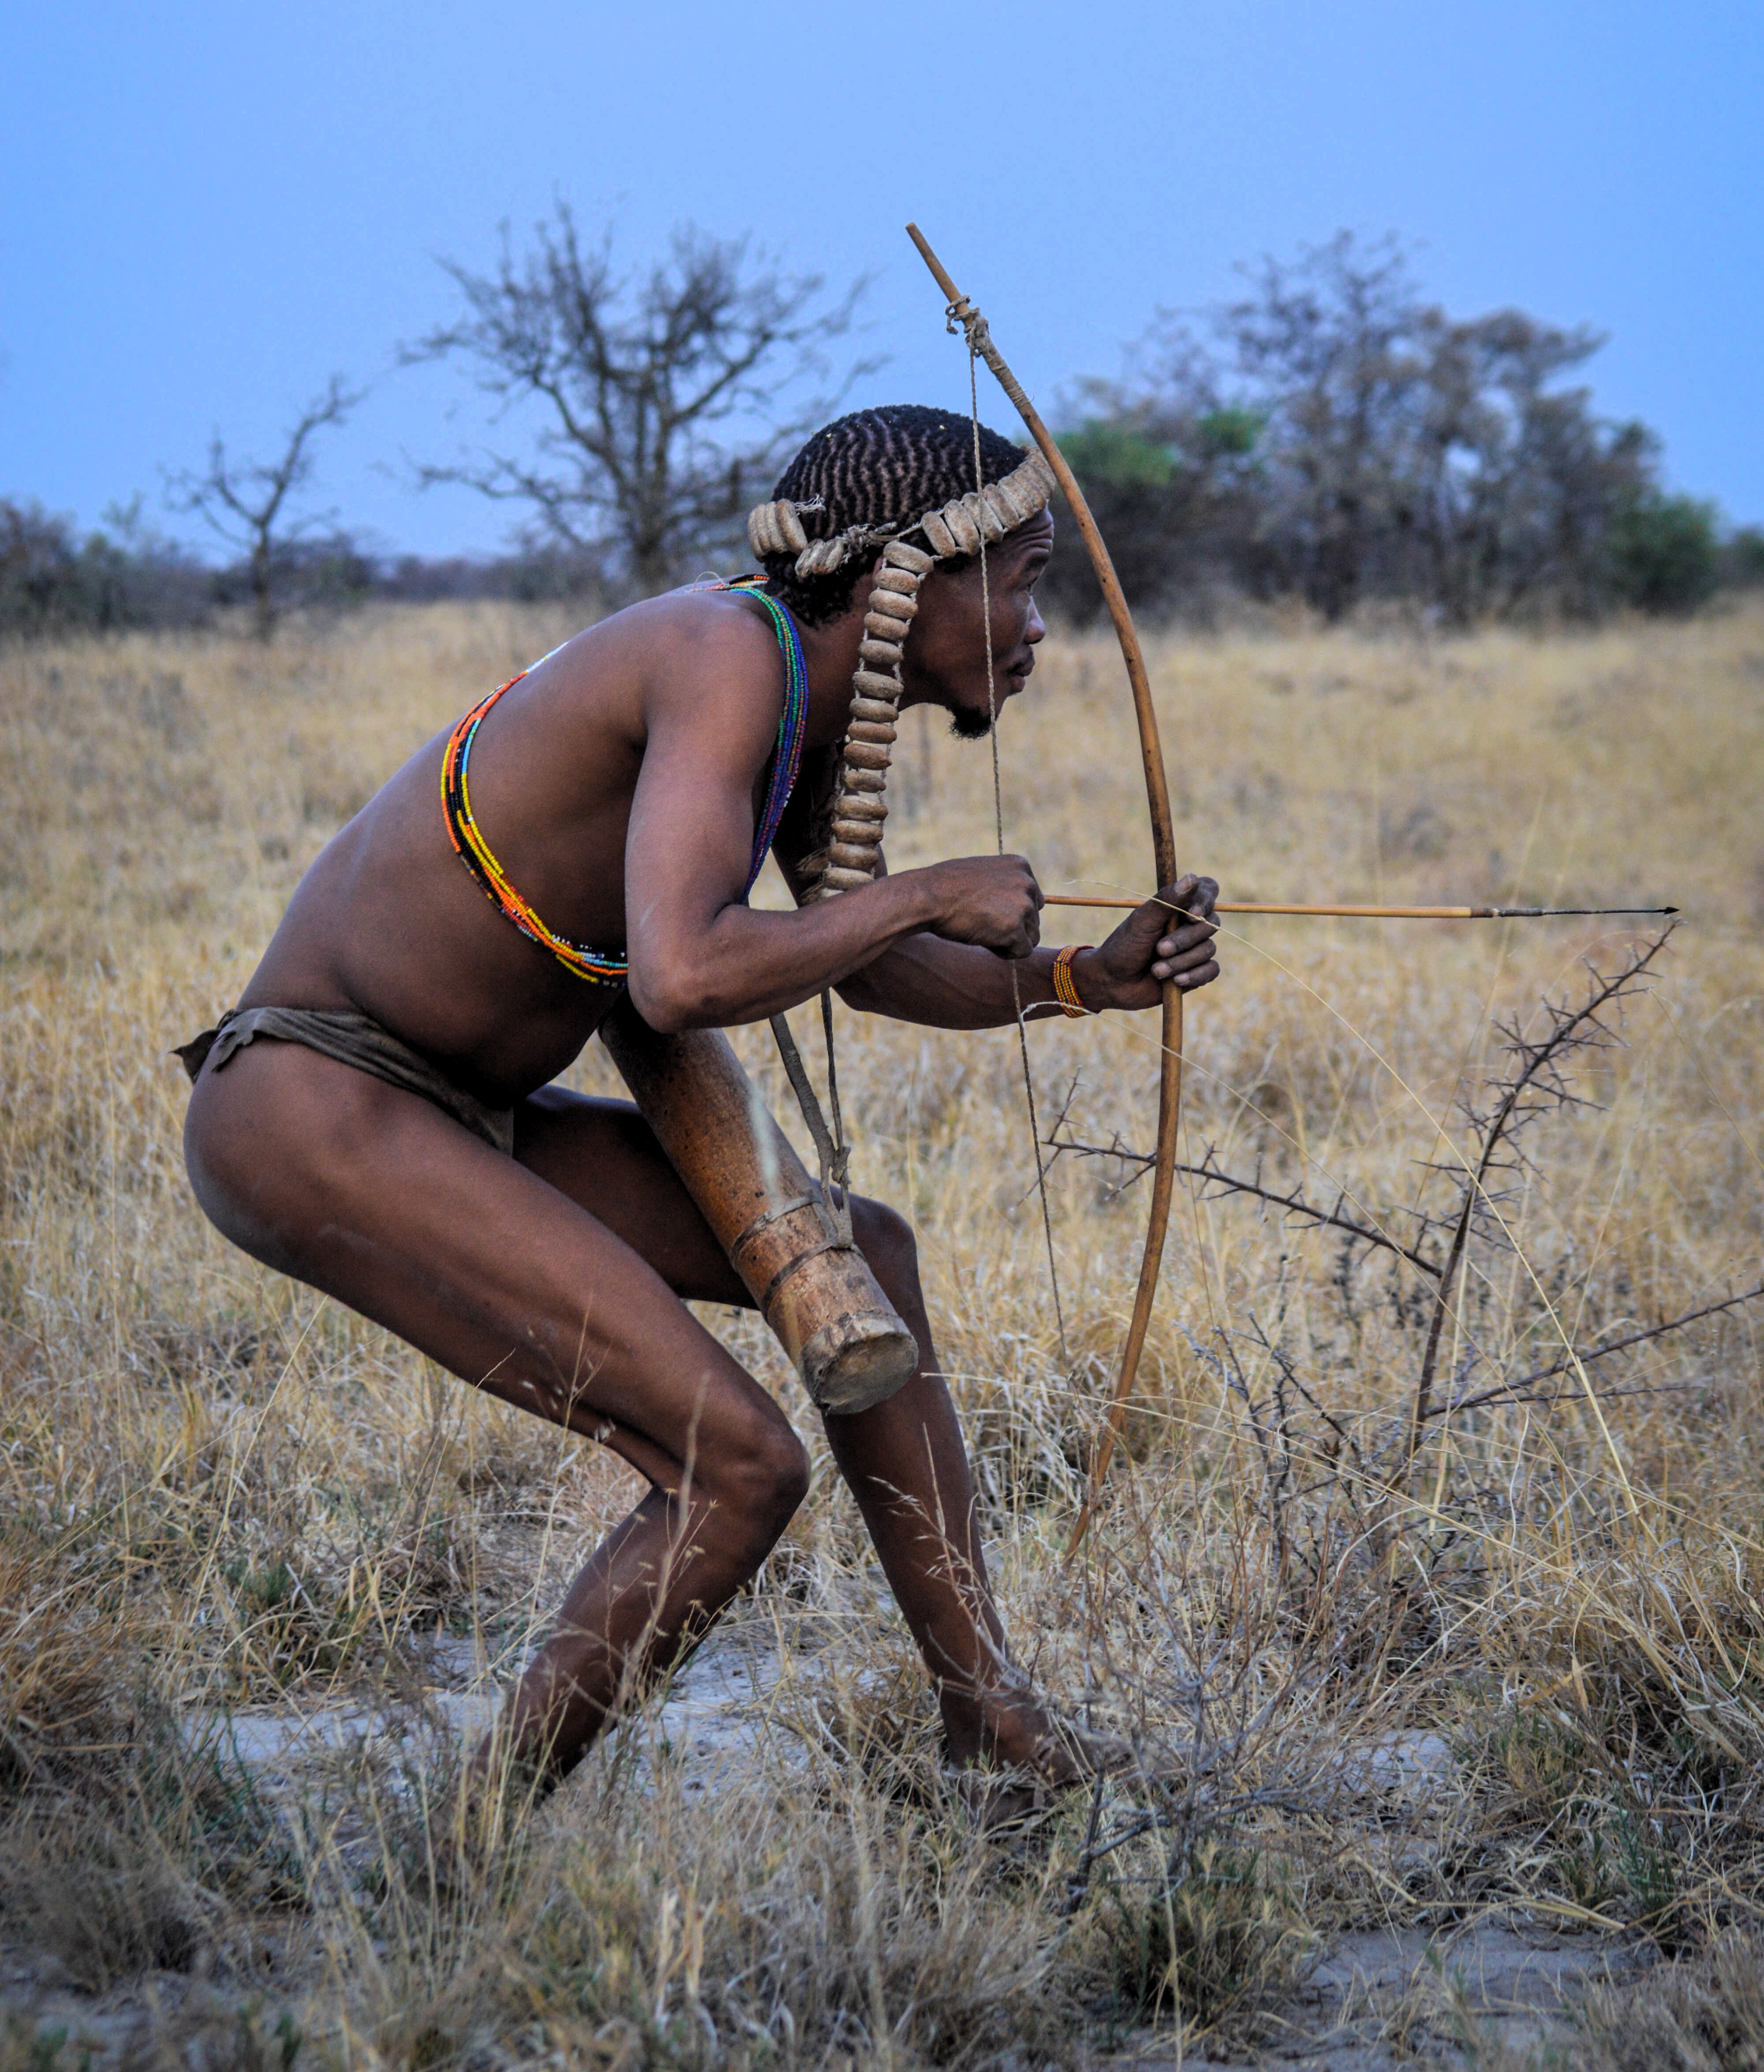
[702,1413,810,1536]
[747,1423,811,1523]
[852,1197,919,1289]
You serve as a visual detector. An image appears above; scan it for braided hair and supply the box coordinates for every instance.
[759,404,1028,625]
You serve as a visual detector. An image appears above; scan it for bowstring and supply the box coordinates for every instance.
[969,342,1069,1365]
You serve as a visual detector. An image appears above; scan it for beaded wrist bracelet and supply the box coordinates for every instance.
[1051,943,1091,1017]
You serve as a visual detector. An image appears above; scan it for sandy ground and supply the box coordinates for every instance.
[1117,1925,1647,2068]
[0,1617,1648,2068]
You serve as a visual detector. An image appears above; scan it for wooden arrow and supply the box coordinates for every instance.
[1043,895,1680,920]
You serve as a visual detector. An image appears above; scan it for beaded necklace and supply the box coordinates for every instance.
[440,581,809,988]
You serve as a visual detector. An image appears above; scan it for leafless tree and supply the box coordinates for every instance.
[165,376,362,640]
[406,206,877,596]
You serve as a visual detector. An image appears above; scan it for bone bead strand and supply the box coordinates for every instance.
[746,501,809,559]
[807,548,925,898]
[743,451,1052,587]
[919,511,958,558]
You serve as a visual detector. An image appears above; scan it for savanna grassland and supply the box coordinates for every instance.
[2,600,1763,2069]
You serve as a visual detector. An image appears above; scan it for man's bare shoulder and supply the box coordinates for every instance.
[544,586,785,752]
[572,585,782,681]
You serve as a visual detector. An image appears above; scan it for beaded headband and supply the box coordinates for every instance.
[746,450,1056,900]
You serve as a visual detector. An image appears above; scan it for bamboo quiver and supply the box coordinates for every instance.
[600,1000,919,1416]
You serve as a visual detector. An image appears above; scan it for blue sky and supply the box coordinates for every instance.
[4,0,1759,558]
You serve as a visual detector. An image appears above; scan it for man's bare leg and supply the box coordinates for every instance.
[186,1047,809,1785]
[821,1209,1121,1781]
[519,1089,1104,1781]
[191,1058,1098,1787]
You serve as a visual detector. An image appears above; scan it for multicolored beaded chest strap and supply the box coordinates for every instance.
[440,580,809,987]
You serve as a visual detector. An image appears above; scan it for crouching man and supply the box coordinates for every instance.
[181,404,1220,1796]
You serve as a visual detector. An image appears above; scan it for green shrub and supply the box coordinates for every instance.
[1608,490,1721,614]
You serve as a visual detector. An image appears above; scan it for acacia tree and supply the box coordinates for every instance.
[1042,238,1424,624]
[407,206,875,596]
[1042,344,1267,623]
[166,376,362,640]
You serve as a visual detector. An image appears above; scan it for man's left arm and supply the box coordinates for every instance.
[771,793,1220,1024]
[835,875,1220,1027]
[767,756,1219,1028]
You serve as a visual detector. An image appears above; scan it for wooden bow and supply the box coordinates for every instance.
[905,226,1181,1557]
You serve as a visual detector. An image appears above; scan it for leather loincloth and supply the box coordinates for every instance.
[176,1007,515,1156]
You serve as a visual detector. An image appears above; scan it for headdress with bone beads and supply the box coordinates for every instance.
[747,448,1055,901]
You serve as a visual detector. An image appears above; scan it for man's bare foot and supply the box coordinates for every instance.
[947,1761,1057,1836]
[954,1672,1140,1789]
[949,1698,1181,1834]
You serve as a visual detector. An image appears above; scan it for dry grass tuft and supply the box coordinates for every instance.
[3,601,1764,2061]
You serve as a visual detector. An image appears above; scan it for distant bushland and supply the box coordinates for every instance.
[0,501,609,641]
[8,225,1760,643]
[1043,232,1756,628]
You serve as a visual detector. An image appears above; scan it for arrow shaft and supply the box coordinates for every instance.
[1043,895,1678,920]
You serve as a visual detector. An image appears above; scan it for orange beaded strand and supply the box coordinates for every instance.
[1051,943,1091,1017]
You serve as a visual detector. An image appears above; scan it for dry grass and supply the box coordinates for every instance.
[3,598,1764,2067]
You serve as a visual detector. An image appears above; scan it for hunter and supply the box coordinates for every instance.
[180,404,1221,1795]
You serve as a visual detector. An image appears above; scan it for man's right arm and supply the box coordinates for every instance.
[620,626,1044,1033]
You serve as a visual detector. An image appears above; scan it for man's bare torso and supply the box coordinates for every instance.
[238,587,810,1106]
